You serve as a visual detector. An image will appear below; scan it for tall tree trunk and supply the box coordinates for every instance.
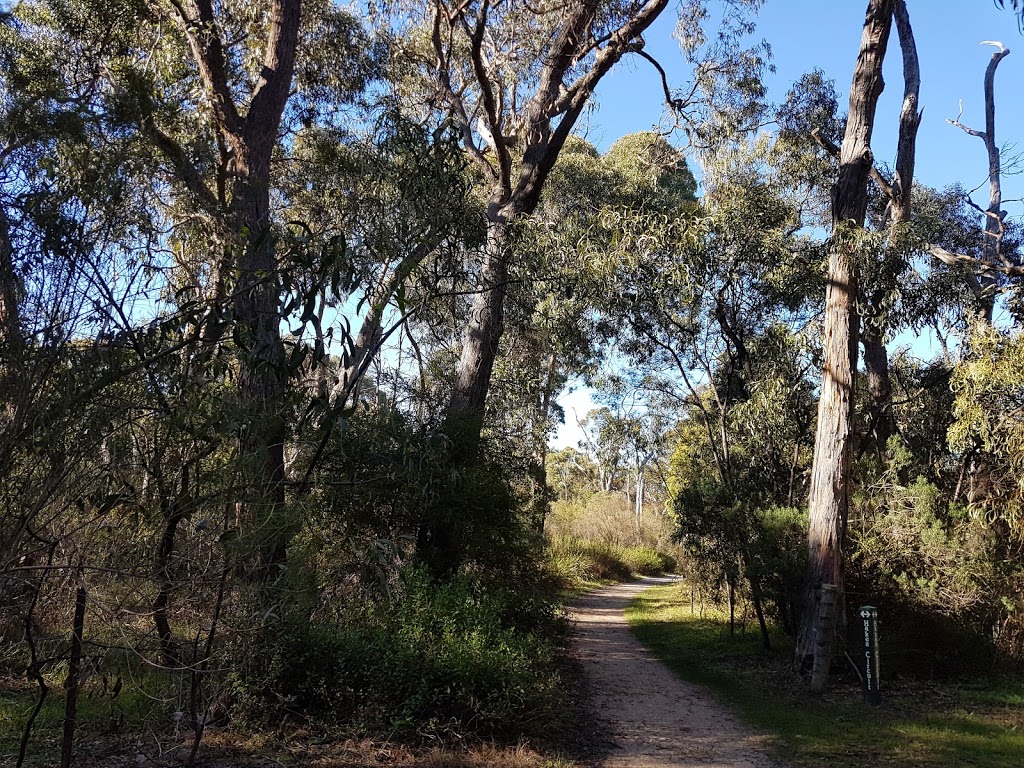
[862,330,894,456]
[446,204,512,451]
[437,0,669,450]
[153,465,190,666]
[978,47,1006,324]
[0,207,21,352]
[428,0,670,578]
[861,0,920,461]
[231,160,289,576]
[797,0,895,678]
[419,209,511,578]
[164,0,301,577]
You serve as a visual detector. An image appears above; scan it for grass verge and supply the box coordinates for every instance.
[626,582,1024,768]
[545,537,675,594]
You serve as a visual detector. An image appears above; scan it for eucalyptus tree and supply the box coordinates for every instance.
[796,0,895,685]
[12,0,385,572]
[393,0,767,452]
[585,130,822,648]
[487,132,691,530]
[417,0,669,449]
[138,0,303,572]
[0,2,166,557]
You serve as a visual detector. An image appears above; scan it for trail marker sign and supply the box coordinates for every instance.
[860,605,881,704]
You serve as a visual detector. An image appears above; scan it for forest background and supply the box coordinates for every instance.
[4,0,1024,766]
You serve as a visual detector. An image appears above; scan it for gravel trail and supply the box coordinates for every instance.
[569,576,780,768]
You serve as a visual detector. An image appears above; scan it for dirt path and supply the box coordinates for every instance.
[569,576,779,768]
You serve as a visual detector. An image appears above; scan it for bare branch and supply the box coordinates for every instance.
[946,99,985,139]
[465,1,511,188]
[431,1,496,181]
[927,243,1024,278]
[634,49,691,114]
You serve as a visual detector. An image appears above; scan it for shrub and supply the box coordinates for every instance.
[547,492,676,551]
[545,536,674,587]
[847,475,1012,673]
[231,568,566,739]
[620,546,670,575]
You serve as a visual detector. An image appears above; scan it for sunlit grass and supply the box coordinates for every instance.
[627,582,1024,768]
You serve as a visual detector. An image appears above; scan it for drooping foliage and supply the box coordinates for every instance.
[6,0,1024,762]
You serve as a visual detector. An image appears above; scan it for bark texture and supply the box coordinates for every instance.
[435,0,669,450]
[797,0,896,675]
[862,0,920,459]
[0,206,20,351]
[165,0,302,574]
[447,207,513,444]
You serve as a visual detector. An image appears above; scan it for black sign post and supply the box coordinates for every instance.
[860,605,881,704]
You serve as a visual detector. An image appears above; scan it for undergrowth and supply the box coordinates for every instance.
[545,536,674,589]
[627,581,1024,768]
[231,568,569,741]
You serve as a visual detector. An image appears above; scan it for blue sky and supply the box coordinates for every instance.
[552,0,1024,450]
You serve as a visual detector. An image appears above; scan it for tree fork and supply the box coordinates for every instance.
[861,0,920,462]
[164,0,302,577]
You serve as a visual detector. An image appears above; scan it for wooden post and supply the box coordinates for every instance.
[810,584,838,693]
[61,581,86,768]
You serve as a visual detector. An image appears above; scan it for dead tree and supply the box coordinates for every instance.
[947,41,1011,321]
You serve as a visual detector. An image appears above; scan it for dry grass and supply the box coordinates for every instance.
[49,732,572,767]
[546,492,677,552]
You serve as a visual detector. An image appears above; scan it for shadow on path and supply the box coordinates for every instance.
[568,577,779,768]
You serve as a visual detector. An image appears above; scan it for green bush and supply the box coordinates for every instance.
[232,569,565,738]
[621,546,675,575]
[545,536,674,587]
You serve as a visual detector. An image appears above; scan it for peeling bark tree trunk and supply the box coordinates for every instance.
[862,0,920,462]
[797,0,896,680]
